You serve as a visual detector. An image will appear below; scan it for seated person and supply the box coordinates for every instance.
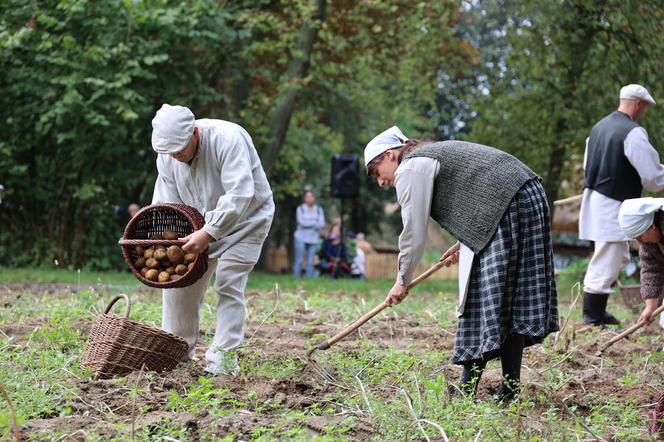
[345,231,366,279]
[318,222,351,278]
[356,232,376,255]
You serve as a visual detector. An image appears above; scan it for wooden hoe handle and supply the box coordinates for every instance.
[315,250,457,351]
[598,303,664,354]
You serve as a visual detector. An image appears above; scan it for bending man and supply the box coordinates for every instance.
[151,104,274,375]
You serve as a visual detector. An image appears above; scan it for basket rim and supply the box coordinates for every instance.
[92,312,189,345]
[122,204,205,239]
[119,204,208,289]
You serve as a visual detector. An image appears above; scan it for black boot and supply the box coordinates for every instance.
[583,292,620,326]
[493,334,524,403]
[599,294,621,325]
[453,359,486,398]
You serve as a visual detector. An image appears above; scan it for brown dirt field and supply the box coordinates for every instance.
[3,283,663,440]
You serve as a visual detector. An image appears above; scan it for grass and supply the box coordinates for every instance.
[1,267,662,440]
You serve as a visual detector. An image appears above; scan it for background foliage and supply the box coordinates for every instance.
[1,0,663,269]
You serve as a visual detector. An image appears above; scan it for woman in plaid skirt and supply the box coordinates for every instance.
[364,126,559,402]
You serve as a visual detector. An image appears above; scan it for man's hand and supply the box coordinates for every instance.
[440,242,460,266]
[180,229,214,254]
[385,282,409,306]
[638,298,659,324]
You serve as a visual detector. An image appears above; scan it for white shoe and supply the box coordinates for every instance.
[204,351,239,376]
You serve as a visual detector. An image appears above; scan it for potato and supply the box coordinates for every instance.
[165,266,176,275]
[134,257,145,270]
[145,269,159,281]
[158,271,171,283]
[175,264,188,275]
[140,266,149,277]
[151,233,164,240]
[154,248,168,262]
[146,258,159,269]
[143,248,154,259]
[184,253,196,265]
[135,245,145,256]
[167,245,185,265]
[162,230,178,240]
[188,262,195,271]
[171,274,182,282]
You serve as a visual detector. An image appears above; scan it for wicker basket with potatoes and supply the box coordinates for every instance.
[119,204,208,288]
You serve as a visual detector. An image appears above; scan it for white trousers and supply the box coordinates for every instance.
[162,241,262,366]
[583,241,630,295]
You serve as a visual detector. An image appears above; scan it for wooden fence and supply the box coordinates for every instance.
[265,246,458,280]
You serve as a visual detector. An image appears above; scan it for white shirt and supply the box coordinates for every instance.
[152,119,275,258]
[579,127,664,241]
[394,157,473,314]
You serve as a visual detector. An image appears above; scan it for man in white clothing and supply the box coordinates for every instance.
[151,104,274,375]
[579,84,664,326]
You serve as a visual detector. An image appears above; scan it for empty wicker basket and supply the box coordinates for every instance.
[81,294,189,380]
[119,203,208,288]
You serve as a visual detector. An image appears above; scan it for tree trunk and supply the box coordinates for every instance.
[263,0,326,177]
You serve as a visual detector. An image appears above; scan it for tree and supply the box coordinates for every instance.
[466,0,664,209]
[0,0,232,268]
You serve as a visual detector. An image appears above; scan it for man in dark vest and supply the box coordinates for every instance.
[579,84,664,326]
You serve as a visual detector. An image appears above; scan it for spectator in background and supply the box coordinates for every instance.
[0,184,4,205]
[318,221,351,278]
[293,189,325,278]
[128,203,140,218]
[356,232,376,255]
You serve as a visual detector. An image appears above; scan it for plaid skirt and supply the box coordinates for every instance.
[452,178,559,364]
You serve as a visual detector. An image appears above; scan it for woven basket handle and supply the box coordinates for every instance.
[103,294,131,318]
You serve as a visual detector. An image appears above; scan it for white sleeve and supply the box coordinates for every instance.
[152,156,183,204]
[202,133,256,240]
[394,158,437,286]
[624,127,664,192]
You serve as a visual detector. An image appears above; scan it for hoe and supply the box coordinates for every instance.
[306,247,458,381]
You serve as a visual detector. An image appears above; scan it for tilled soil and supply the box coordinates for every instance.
[3,284,663,440]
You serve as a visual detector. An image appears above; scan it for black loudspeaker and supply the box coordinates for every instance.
[331,153,360,198]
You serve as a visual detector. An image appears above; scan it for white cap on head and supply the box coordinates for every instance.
[363,126,408,170]
[618,197,664,239]
[619,84,656,105]
[151,104,196,154]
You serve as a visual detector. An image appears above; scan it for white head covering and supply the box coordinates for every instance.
[364,126,408,169]
[151,104,196,154]
[619,84,656,105]
[618,197,664,239]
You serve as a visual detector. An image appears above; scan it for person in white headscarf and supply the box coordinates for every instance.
[151,104,275,375]
[619,198,664,328]
[364,126,558,402]
[579,84,664,327]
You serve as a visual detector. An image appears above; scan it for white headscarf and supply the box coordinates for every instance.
[151,104,196,154]
[618,197,664,239]
[363,126,408,170]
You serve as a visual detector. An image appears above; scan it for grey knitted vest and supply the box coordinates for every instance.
[404,141,538,253]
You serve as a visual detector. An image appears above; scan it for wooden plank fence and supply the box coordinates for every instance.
[266,246,458,280]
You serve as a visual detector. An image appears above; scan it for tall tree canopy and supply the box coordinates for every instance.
[0,0,473,268]
[465,0,664,207]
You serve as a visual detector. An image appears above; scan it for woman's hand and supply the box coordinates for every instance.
[180,229,214,254]
[440,242,460,266]
[638,298,659,323]
[385,282,409,306]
